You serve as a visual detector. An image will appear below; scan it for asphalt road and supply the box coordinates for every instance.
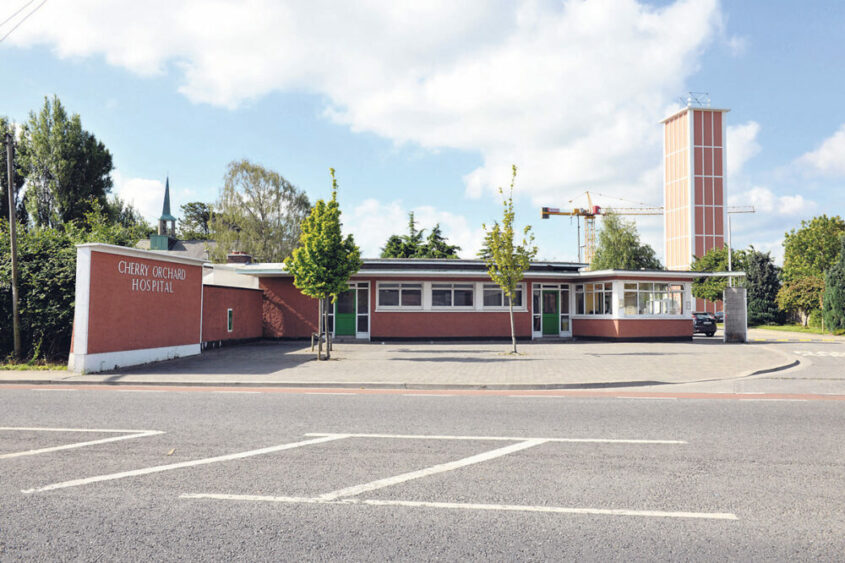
[1,379,843,561]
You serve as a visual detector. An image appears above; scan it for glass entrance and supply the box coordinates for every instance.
[542,290,559,335]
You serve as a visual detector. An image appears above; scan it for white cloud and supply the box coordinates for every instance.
[8,0,724,207]
[346,199,485,258]
[730,186,815,216]
[112,171,164,221]
[726,121,760,180]
[797,123,845,176]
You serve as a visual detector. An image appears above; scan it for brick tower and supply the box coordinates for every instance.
[662,101,728,313]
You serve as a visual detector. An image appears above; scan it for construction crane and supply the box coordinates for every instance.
[541,191,755,264]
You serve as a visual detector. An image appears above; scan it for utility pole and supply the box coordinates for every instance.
[5,131,21,359]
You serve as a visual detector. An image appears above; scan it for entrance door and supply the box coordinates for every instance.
[334,290,356,336]
[542,290,559,335]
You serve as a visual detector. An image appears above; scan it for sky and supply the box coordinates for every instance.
[1,0,844,264]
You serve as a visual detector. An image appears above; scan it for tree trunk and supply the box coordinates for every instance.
[324,297,331,360]
[509,301,516,354]
[317,298,324,360]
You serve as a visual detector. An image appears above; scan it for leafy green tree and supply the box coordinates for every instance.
[590,213,662,271]
[179,201,213,240]
[210,160,310,262]
[781,215,845,282]
[777,276,824,327]
[285,169,362,360]
[745,248,783,326]
[690,245,747,303]
[1,117,26,222]
[380,212,460,259]
[481,165,537,354]
[421,225,460,258]
[822,236,845,331]
[17,96,114,227]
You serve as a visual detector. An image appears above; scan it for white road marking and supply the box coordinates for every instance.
[318,439,547,501]
[622,397,678,401]
[507,395,566,398]
[742,398,807,402]
[22,434,349,494]
[32,389,78,392]
[403,394,454,397]
[304,392,356,396]
[305,433,686,445]
[0,427,163,460]
[211,391,261,394]
[179,494,737,521]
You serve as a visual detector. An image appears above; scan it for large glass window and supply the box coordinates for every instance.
[377,282,422,308]
[575,283,613,315]
[623,282,684,316]
[432,283,474,307]
[482,283,523,308]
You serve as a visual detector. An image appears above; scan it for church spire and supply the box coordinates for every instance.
[159,177,177,222]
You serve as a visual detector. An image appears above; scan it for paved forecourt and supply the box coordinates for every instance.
[0,337,809,389]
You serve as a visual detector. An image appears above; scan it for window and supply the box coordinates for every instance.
[482,283,523,308]
[227,308,233,332]
[575,283,613,315]
[623,282,684,316]
[432,283,474,307]
[377,282,422,308]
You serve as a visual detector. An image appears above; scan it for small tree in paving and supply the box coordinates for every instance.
[286,169,361,360]
[481,165,537,354]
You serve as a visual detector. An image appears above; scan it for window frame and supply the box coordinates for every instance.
[376,282,424,310]
[227,308,234,332]
[481,283,525,310]
[431,282,475,309]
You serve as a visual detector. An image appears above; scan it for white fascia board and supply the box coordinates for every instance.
[77,243,208,266]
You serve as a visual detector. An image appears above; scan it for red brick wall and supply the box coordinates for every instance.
[201,285,264,342]
[86,251,202,354]
[260,278,319,338]
[371,311,532,339]
[574,318,693,339]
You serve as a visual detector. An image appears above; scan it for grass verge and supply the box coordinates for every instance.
[0,361,67,371]
[750,324,845,336]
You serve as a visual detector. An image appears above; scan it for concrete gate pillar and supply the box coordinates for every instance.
[723,287,747,343]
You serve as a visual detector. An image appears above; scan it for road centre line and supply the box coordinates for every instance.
[402,393,453,397]
[179,494,737,521]
[304,392,356,396]
[32,389,77,392]
[305,433,687,445]
[0,427,163,460]
[318,439,547,501]
[21,434,349,494]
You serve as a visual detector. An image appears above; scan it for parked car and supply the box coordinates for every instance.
[693,312,717,337]
[714,311,724,323]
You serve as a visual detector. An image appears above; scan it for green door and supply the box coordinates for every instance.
[335,290,356,336]
[542,290,559,335]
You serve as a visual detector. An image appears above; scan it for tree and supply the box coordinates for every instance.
[690,245,747,303]
[781,215,845,283]
[17,96,114,227]
[1,117,26,222]
[590,213,662,271]
[745,248,783,326]
[777,276,824,327]
[421,225,460,258]
[822,236,845,331]
[380,212,460,259]
[285,169,362,360]
[210,160,310,262]
[481,165,537,354]
[179,201,213,240]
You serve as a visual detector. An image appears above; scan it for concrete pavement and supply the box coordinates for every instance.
[0,335,816,389]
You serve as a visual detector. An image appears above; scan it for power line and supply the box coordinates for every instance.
[0,0,47,43]
[0,0,35,29]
